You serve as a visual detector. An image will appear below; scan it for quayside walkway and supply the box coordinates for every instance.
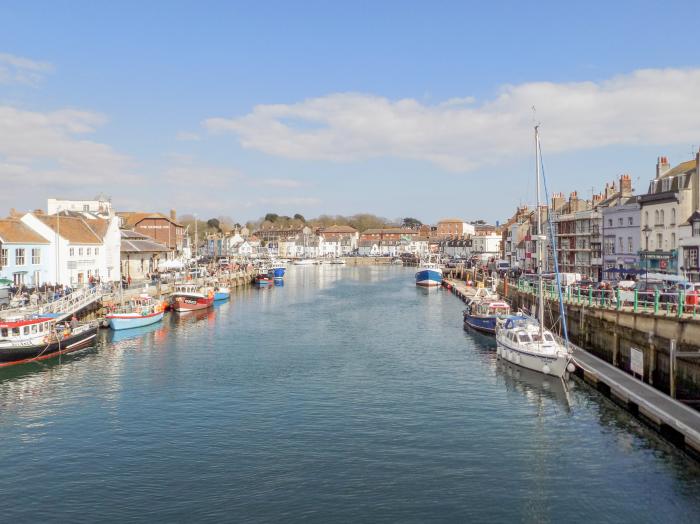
[444,277,700,456]
[0,286,104,323]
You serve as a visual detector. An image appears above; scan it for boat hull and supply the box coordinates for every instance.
[0,325,98,367]
[463,315,498,334]
[496,338,569,378]
[171,294,214,312]
[255,278,272,287]
[107,311,164,331]
[271,267,285,278]
[415,269,442,287]
[214,291,230,301]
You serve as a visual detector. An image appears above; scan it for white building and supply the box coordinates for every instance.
[318,225,359,257]
[48,196,114,216]
[472,233,502,257]
[679,211,700,282]
[21,211,121,285]
[639,155,700,275]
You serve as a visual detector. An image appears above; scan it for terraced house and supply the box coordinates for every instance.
[0,218,50,287]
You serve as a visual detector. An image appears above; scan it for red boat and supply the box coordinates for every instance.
[255,274,273,287]
[170,284,214,312]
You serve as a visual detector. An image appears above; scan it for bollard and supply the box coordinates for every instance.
[678,290,684,318]
[588,287,593,307]
[616,288,621,311]
[633,289,638,313]
[654,289,659,315]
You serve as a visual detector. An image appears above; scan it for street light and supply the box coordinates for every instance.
[642,224,651,288]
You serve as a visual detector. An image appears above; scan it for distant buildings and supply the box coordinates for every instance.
[436,218,475,239]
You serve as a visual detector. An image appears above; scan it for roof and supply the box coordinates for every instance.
[661,159,697,179]
[320,225,357,233]
[682,210,700,226]
[120,230,170,253]
[118,212,183,228]
[0,219,49,244]
[438,218,466,223]
[362,228,417,235]
[34,215,102,244]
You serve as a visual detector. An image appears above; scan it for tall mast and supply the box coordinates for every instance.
[535,125,544,338]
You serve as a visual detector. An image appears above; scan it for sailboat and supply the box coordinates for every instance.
[495,125,574,378]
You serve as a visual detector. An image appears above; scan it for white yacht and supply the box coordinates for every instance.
[495,125,573,378]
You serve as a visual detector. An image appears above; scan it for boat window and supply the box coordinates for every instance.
[39,323,44,333]
[23,326,29,335]
[31,324,38,334]
[1,328,7,337]
[517,334,531,343]
[12,327,19,336]
[544,334,555,342]
[531,333,542,342]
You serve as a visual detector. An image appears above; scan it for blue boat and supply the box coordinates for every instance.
[214,287,230,301]
[106,296,165,331]
[463,298,512,334]
[268,266,285,279]
[415,255,442,287]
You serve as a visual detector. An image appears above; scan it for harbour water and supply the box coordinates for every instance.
[1,266,700,522]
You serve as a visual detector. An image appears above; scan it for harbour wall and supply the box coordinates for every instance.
[502,284,700,402]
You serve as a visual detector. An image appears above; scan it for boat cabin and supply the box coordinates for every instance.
[0,316,56,344]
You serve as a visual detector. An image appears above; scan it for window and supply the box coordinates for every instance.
[87,248,91,256]
[1,328,6,337]
[31,324,37,334]
[660,210,665,225]
[655,210,659,225]
[15,248,25,265]
[688,248,699,269]
[78,248,83,256]
[95,247,99,256]
[618,218,623,226]
[608,219,613,227]
[628,237,633,253]
[0,248,7,266]
[645,211,649,226]
[83,204,89,211]
[657,233,663,249]
[671,233,676,249]
[671,208,676,225]
[23,326,29,335]
[69,248,74,257]
[693,221,700,237]
[618,237,623,252]
[628,216,633,226]
[31,248,40,264]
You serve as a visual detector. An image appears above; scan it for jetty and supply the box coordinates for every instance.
[444,276,700,457]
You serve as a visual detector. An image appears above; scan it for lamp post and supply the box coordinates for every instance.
[642,225,651,288]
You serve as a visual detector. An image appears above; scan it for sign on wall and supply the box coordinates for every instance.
[630,347,644,378]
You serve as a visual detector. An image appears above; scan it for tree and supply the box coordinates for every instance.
[264,213,279,223]
[293,213,306,223]
[207,218,221,231]
[402,217,422,229]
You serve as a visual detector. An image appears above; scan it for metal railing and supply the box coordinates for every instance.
[513,278,699,319]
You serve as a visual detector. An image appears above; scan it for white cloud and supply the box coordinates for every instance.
[205,67,700,172]
[0,52,53,85]
[0,104,133,211]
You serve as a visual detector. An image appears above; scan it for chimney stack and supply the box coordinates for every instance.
[619,173,633,196]
[656,156,671,179]
[170,209,177,222]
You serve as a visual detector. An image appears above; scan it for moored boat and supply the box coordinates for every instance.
[415,255,443,287]
[214,286,230,301]
[106,295,165,330]
[269,266,286,279]
[463,298,513,334]
[0,316,98,367]
[170,284,214,312]
[255,274,273,287]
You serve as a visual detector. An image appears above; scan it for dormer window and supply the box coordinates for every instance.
[693,221,700,237]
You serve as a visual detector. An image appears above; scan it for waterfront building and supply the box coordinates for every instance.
[318,225,359,257]
[601,175,639,275]
[48,196,114,216]
[500,205,531,269]
[21,212,120,285]
[436,218,475,239]
[553,192,596,279]
[471,232,501,258]
[118,211,185,254]
[441,238,472,258]
[678,211,700,282]
[120,230,171,280]
[0,218,51,286]
[638,154,700,275]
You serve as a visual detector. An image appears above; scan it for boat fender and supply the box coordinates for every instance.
[542,364,551,375]
[567,362,576,373]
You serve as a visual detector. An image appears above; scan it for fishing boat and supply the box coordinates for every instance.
[268,264,286,279]
[0,315,98,367]
[293,258,315,266]
[415,255,443,287]
[106,295,165,330]
[495,125,573,378]
[463,296,513,334]
[329,258,346,265]
[170,283,214,312]
[255,273,273,287]
[213,286,230,301]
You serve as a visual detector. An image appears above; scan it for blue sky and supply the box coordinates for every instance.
[1,1,699,224]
